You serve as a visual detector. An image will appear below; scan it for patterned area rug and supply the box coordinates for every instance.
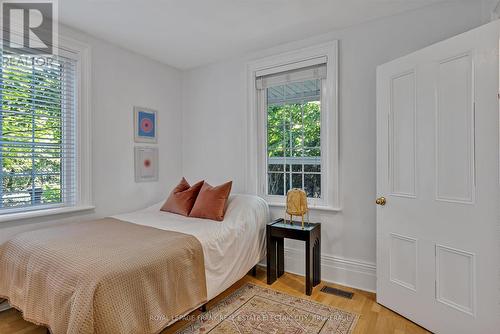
[175,283,358,334]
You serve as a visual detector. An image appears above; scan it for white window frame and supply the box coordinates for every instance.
[245,41,340,211]
[0,34,94,223]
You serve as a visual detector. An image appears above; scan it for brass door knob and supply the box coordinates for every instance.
[376,197,386,206]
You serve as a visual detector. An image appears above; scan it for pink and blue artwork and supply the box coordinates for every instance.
[134,107,157,143]
[138,111,155,137]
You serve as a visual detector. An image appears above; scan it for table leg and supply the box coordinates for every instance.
[313,238,321,286]
[305,239,313,295]
[277,237,284,277]
[267,226,277,285]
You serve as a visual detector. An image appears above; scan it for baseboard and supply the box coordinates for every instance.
[260,247,376,293]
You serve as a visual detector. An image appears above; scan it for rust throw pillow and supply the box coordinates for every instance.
[161,177,204,216]
[189,181,232,221]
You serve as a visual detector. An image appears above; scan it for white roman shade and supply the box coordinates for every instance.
[0,51,78,212]
[255,61,327,90]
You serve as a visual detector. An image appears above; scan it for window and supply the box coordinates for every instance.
[0,52,76,212]
[262,69,323,198]
[0,41,92,219]
[248,42,339,210]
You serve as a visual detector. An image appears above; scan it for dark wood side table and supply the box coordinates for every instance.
[266,218,321,295]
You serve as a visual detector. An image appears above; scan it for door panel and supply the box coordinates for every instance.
[376,21,499,334]
[390,71,417,197]
[389,233,417,291]
[435,244,475,317]
[436,53,474,203]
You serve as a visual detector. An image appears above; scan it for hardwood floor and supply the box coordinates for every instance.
[0,267,430,334]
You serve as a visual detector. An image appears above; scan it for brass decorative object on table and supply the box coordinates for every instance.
[285,188,309,229]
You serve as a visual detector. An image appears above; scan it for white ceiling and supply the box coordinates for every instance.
[59,0,463,69]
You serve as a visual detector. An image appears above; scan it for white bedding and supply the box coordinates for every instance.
[113,194,269,300]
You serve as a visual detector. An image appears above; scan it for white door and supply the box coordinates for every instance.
[376,21,500,334]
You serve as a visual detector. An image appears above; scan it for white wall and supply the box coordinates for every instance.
[181,1,491,291]
[0,26,183,243]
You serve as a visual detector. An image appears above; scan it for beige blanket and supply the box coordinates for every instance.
[0,218,207,334]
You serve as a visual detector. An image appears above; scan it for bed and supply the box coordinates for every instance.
[114,194,269,300]
[0,194,269,334]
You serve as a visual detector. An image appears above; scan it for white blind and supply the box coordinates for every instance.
[256,63,327,90]
[0,51,77,212]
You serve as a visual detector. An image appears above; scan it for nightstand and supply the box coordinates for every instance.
[266,218,321,295]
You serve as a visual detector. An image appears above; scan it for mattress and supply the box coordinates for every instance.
[113,193,269,300]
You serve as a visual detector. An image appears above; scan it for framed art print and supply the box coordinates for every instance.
[134,147,159,182]
[134,106,157,143]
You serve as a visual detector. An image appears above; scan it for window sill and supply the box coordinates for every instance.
[0,205,95,223]
[267,201,341,212]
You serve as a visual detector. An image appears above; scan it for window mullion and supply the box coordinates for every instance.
[301,98,305,193]
[30,61,36,205]
[61,63,66,205]
[282,101,286,196]
[0,52,3,209]
[288,100,292,193]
